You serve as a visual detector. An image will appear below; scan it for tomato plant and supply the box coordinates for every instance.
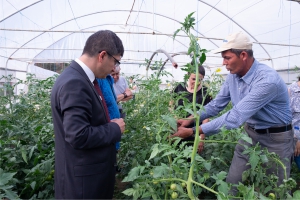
[0,74,56,199]
[118,12,300,200]
[1,13,300,200]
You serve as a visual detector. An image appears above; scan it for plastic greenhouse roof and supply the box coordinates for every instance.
[0,0,300,82]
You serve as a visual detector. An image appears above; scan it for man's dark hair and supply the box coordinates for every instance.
[82,30,124,57]
[229,49,253,58]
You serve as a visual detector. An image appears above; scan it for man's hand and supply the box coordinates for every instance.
[197,134,205,154]
[295,140,300,156]
[124,89,133,98]
[121,89,133,101]
[111,118,125,133]
[177,116,194,128]
[170,127,193,139]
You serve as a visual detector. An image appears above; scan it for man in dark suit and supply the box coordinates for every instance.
[51,30,125,199]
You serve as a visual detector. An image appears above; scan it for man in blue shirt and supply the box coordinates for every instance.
[173,32,293,192]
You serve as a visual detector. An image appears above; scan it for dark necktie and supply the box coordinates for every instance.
[93,79,110,122]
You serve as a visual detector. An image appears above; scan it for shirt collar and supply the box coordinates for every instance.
[75,58,95,83]
[238,59,258,84]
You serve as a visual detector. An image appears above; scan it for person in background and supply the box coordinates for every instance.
[51,30,125,199]
[97,73,121,169]
[288,75,300,170]
[129,76,137,94]
[173,32,293,193]
[111,66,133,118]
[172,63,211,143]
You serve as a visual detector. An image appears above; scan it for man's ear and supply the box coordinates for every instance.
[240,51,248,61]
[98,51,106,62]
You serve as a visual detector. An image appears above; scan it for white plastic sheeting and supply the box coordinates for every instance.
[0,0,299,83]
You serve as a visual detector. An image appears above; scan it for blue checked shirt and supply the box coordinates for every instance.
[200,59,292,136]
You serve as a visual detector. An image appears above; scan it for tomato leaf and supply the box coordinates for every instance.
[21,148,28,164]
[153,164,169,178]
[245,185,255,199]
[161,150,177,157]
[2,189,19,199]
[161,115,177,131]
[199,52,206,64]
[184,108,194,116]
[122,188,135,196]
[216,171,227,180]
[30,181,36,190]
[217,181,229,196]
[29,145,36,160]
[203,162,211,171]
[173,28,181,39]
[249,152,259,169]
[263,185,272,194]
[149,144,159,160]
[241,134,252,144]
[217,192,229,200]
[258,193,270,200]
[293,190,300,200]
[123,167,140,182]
[260,154,268,163]
[0,169,16,186]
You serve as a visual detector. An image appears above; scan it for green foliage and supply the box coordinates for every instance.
[1,12,300,200]
[0,74,56,199]
[117,12,300,200]
[0,168,18,199]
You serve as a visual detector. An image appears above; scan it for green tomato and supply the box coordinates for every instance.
[171,192,178,199]
[269,193,276,200]
[181,182,186,188]
[150,171,154,176]
[170,183,176,190]
[46,175,52,181]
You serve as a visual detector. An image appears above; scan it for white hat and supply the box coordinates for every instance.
[211,32,252,54]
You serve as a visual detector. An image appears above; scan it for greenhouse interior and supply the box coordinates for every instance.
[1,0,300,199]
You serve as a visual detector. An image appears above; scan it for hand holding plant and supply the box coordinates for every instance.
[170,126,193,139]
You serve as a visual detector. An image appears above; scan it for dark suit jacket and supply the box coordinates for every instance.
[51,61,121,199]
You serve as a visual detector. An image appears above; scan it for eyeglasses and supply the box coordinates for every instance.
[106,51,121,67]
[98,51,121,67]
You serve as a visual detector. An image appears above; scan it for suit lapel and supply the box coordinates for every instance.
[70,61,106,119]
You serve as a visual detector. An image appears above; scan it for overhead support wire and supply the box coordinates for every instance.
[3,9,219,67]
[1,28,300,48]
[259,52,300,61]
[7,51,299,64]
[67,0,81,30]
[0,67,27,73]
[9,50,300,64]
[4,9,190,69]
[125,0,136,27]
[198,0,274,68]
[0,0,43,23]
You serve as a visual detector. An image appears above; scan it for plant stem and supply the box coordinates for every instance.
[272,157,287,180]
[186,140,238,144]
[186,33,201,200]
[191,179,218,194]
[152,178,186,183]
